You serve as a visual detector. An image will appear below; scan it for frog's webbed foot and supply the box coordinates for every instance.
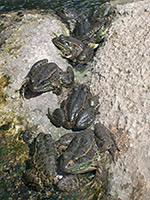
[81,171,106,200]
[47,108,65,128]
[23,169,43,191]
[19,77,30,99]
[94,122,119,161]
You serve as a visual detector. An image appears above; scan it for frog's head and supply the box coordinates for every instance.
[59,132,98,174]
[52,35,84,61]
[60,154,97,174]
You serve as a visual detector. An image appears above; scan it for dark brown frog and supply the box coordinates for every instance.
[73,3,117,48]
[47,84,98,131]
[19,59,74,98]
[52,35,94,66]
[23,133,57,191]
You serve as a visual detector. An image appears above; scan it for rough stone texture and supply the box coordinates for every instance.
[0,10,73,142]
[90,0,150,199]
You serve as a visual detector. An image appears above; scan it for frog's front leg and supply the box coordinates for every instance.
[47,108,66,127]
[60,66,74,87]
[28,59,48,77]
[23,169,43,191]
[94,123,119,160]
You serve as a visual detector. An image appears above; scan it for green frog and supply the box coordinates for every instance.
[58,124,118,175]
[47,84,98,131]
[52,35,94,66]
[19,59,74,98]
[57,123,118,199]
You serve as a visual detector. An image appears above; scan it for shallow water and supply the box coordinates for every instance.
[0,0,108,12]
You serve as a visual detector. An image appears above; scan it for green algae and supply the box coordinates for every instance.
[0,115,30,199]
[0,74,10,105]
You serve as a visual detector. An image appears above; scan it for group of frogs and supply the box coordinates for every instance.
[20,3,118,200]
[53,3,116,66]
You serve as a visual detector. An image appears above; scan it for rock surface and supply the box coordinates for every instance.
[0,10,72,141]
[0,0,150,199]
[90,0,150,199]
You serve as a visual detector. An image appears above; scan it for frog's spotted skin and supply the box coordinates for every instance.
[59,124,118,175]
[23,123,118,198]
[23,133,57,191]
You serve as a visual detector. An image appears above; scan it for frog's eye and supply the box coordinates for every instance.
[67,160,74,166]
[63,41,68,45]
[74,157,79,162]
[60,34,64,38]
[78,53,86,61]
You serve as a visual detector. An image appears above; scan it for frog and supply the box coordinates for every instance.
[58,124,118,175]
[73,3,117,48]
[23,133,57,192]
[47,84,98,131]
[57,123,118,199]
[19,59,74,98]
[52,35,94,66]
[23,132,93,194]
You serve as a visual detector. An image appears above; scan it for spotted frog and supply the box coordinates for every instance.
[19,59,74,98]
[23,133,57,191]
[52,35,94,66]
[56,124,118,199]
[47,84,98,131]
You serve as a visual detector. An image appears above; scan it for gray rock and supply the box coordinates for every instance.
[90,0,150,199]
[0,10,72,142]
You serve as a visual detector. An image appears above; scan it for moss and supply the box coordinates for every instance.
[0,118,29,168]
[0,74,10,105]
[0,181,10,200]
[0,113,30,198]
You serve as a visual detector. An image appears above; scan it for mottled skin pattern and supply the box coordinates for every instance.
[23,133,57,191]
[59,125,118,175]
